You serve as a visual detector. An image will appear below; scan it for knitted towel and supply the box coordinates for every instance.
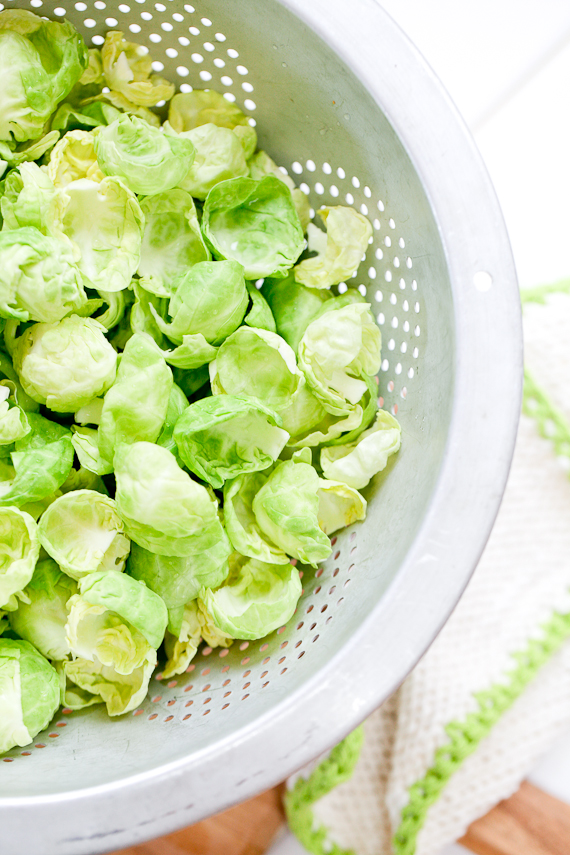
[285,281,570,855]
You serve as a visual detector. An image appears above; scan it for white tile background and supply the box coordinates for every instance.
[269,2,570,853]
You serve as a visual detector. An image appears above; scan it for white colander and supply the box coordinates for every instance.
[0,1,522,852]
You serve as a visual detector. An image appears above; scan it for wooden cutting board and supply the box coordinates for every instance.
[111,781,570,855]
[112,785,286,855]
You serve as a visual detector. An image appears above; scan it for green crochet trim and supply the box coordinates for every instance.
[284,726,364,855]
[520,276,570,304]
[523,369,570,461]
[392,609,570,854]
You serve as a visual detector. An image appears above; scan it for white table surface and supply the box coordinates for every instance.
[269,2,570,853]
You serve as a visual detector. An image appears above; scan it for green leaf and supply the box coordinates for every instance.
[210,326,301,413]
[98,332,173,467]
[173,123,248,201]
[9,558,77,660]
[0,639,60,754]
[161,334,218,370]
[0,414,74,509]
[156,382,189,458]
[38,490,130,581]
[202,175,305,279]
[95,288,130,331]
[0,382,30,446]
[71,427,113,477]
[203,554,302,641]
[61,176,144,292]
[13,315,118,412]
[137,189,209,298]
[78,569,167,650]
[174,394,289,489]
[294,206,373,289]
[63,650,156,716]
[283,373,378,448]
[261,272,331,353]
[0,163,69,238]
[317,478,367,535]
[49,99,119,133]
[162,600,202,678]
[252,458,331,567]
[114,441,225,557]
[127,539,230,636]
[168,89,251,133]
[130,280,168,347]
[47,129,104,187]
[298,302,381,416]
[224,471,289,565]
[95,114,195,196]
[248,150,310,231]
[0,9,87,143]
[244,282,276,332]
[0,130,60,168]
[150,259,248,346]
[0,227,87,324]
[0,506,39,610]
[101,30,174,107]
[320,409,402,489]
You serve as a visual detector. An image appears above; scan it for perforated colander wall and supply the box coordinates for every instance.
[0,0,451,797]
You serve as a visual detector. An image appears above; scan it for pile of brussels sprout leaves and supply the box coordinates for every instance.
[0,10,402,754]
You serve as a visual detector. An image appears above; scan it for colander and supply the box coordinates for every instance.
[0,1,522,852]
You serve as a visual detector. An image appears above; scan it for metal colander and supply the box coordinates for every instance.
[0,1,522,853]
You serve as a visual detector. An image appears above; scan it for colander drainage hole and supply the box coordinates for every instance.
[473,271,493,292]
